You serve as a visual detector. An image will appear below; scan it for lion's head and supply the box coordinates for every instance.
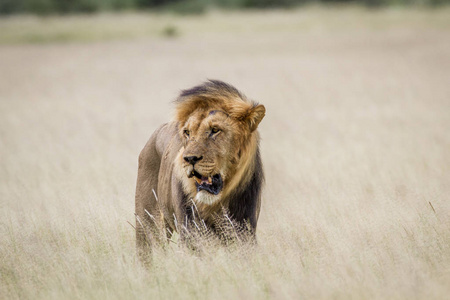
[174,80,265,205]
[135,80,265,256]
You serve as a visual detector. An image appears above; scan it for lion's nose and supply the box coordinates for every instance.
[184,155,203,165]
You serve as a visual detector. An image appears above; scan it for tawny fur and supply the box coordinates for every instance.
[135,80,265,256]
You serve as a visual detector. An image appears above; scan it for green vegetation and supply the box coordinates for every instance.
[1,7,450,44]
[161,24,179,37]
[1,0,449,15]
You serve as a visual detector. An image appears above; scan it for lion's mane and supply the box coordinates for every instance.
[135,80,265,255]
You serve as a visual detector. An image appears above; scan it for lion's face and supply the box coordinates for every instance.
[174,80,265,205]
[178,109,246,204]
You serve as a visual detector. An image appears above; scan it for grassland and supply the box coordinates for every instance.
[1,6,450,44]
[1,6,450,300]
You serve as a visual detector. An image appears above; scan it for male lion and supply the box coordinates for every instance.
[135,80,265,255]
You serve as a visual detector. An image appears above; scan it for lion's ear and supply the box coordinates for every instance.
[247,104,265,132]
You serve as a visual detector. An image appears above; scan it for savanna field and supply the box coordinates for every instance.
[1,6,450,299]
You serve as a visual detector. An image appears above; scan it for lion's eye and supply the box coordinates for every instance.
[211,127,220,134]
[184,130,190,137]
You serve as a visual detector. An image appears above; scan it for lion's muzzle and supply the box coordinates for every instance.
[189,169,223,195]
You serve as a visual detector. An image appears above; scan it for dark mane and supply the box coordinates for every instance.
[177,80,246,103]
[228,147,264,230]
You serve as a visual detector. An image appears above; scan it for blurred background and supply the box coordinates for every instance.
[1,0,450,299]
[0,0,449,15]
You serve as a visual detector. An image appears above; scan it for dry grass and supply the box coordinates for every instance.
[1,6,450,300]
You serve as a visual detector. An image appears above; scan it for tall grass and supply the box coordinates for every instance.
[1,8,450,300]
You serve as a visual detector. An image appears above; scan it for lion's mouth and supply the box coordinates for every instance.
[188,170,223,195]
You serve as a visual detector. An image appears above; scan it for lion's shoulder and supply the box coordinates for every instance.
[138,122,180,168]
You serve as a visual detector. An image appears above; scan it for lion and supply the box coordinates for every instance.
[135,80,265,255]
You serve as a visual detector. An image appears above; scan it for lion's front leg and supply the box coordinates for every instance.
[135,128,167,262]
